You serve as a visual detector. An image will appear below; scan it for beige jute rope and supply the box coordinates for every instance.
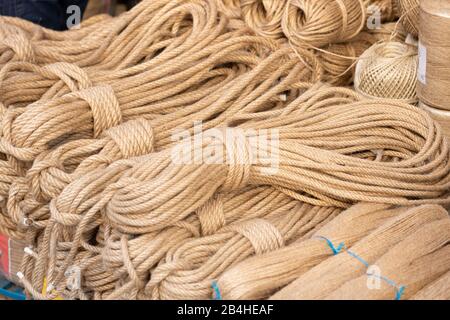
[270,204,449,299]
[20,89,450,299]
[240,0,286,39]
[354,41,418,103]
[417,0,450,111]
[215,202,400,299]
[282,0,366,49]
[410,270,450,300]
[324,218,450,300]
[397,0,419,37]
[419,102,450,141]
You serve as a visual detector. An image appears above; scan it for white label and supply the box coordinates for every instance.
[418,41,427,85]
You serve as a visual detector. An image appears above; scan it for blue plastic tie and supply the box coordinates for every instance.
[317,236,406,301]
[346,249,369,268]
[367,272,406,300]
[316,236,344,255]
[395,286,406,301]
[211,281,222,300]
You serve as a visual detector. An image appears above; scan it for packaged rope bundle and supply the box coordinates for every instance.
[324,218,450,300]
[215,202,403,299]
[270,204,449,299]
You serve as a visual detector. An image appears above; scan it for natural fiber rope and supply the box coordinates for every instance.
[397,0,419,37]
[417,0,450,111]
[241,0,286,39]
[282,0,366,49]
[325,219,450,300]
[270,204,448,299]
[216,202,402,299]
[354,42,418,103]
[0,0,448,301]
[410,270,450,300]
[419,102,450,141]
[145,205,340,300]
[15,86,447,299]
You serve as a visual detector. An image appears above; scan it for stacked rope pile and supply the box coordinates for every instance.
[15,85,450,299]
[212,0,408,86]
[0,0,449,301]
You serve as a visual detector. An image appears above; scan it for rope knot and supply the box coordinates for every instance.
[145,259,193,297]
[104,119,154,158]
[196,194,226,236]
[71,85,122,138]
[229,218,284,254]
[221,128,252,192]
[1,26,35,63]
[49,198,83,227]
[43,62,93,93]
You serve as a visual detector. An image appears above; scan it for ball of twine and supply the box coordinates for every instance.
[282,0,366,49]
[241,0,286,39]
[354,42,418,103]
[397,0,419,37]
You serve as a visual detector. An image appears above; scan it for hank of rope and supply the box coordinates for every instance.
[269,204,448,299]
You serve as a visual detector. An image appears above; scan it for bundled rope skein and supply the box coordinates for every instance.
[397,0,419,37]
[20,186,308,299]
[354,42,418,103]
[145,205,341,300]
[41,91,450,241]
[417,0,450,111]
[215,202,400,299]
[282,0,366,48]
[325,218,450,300]
[2,49,317,237]
[269,204,448,299]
